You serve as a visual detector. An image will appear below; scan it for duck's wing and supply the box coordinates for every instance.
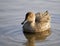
[35,11,50,23]
[35,11,51,32]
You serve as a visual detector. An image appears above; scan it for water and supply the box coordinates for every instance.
[0,0,60,46]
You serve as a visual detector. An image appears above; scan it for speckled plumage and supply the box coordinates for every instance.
[21,11,51,40]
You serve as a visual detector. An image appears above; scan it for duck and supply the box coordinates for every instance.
[21,11,51,37]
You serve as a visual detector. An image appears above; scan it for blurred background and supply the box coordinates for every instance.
[0,0,60,46]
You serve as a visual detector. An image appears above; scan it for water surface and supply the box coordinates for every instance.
[0,0,60,46]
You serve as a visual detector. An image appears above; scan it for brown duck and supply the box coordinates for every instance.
[21,11,51,40]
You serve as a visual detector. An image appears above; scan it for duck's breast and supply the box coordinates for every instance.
[23,22,35,32]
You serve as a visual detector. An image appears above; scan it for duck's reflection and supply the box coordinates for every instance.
[25,34,35,46]
[23,29,51,46]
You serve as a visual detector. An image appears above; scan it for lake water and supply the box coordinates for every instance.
[0,0,60,46]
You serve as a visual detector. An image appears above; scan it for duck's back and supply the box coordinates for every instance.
[35,12,42,23]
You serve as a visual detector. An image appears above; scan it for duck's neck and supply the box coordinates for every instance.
[30,21,35,27]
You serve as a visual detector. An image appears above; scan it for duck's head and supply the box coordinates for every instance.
[21,12,35,25]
